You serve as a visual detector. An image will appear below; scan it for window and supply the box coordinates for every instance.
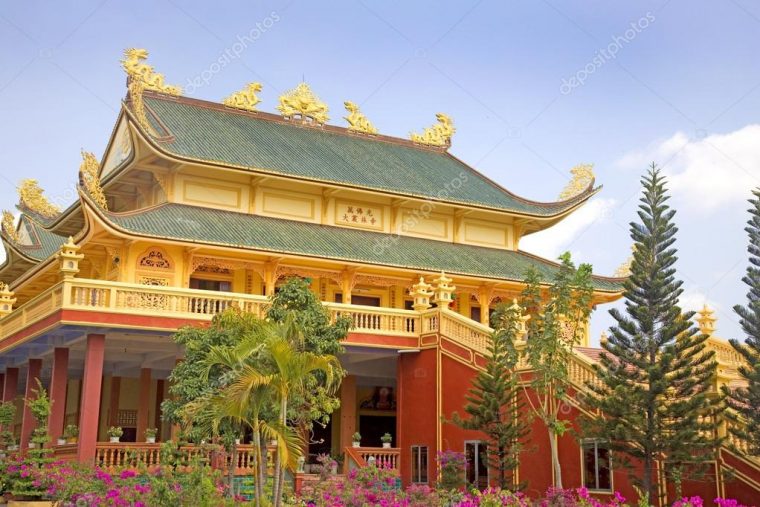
[411,445,428,484]
[582,441,612,491]
[190,278,232,292]
[465,441,488,490]
[470,306,481,323]
[335,293,381,307]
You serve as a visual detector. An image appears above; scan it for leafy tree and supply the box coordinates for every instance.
[584,166,721,503]
[10,380,54,499]
[449,301,529,490]
[521,252,594,488]
[725,189,760,455]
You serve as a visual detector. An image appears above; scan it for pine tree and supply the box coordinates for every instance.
[725,189,760,455]
[584,165,722,504]
[449,301,529,490]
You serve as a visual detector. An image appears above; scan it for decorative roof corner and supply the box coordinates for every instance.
[344,101,377,135]
[223,82,263,112]
[1,211,20,243]
[277,82,329,125]
[17,179,61,219]
[121,48,181,136]
[558,163,595,200]
[79,151,108,210]
[410,113,454,147]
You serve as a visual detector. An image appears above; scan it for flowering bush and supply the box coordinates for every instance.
[437,450,467,491]
[541,486,627,507]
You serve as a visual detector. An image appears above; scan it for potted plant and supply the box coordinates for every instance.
[352,432,361,448]
[381,432,392,448]
[63,424,78,444]
[145,428,158,443]
[108,426,123,443]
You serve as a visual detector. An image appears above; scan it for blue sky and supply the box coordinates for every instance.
[1,1,759,343]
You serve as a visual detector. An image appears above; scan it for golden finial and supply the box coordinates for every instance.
[600,331,609,346]
[509,299,531,341]
[277,82,329,125]
[558,163,595,200]
[120,48,181,95]
[79,151,108,210]
[120,48,180,136]
[223,82,263,112]
[1,211,20,243]
[410,113,455,147]
[18,179,61,218]
[697,304,717,336]
[343,101,377,135]
[613,245,635,278]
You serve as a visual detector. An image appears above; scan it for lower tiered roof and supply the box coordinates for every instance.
[93,201,623,292]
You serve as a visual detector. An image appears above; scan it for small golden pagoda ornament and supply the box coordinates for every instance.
[558,164,595,200]
[343,101,377,135]
[18,179,61,218]
[697,305,717,336]
[410,113,455,147]
[57,237,84,279]
[79,151,108,210]
[432,271,456,309]
[223,82,263,112]
[277,82,329,125]
[1,211,20,243]
[411,276,434,311]
[0,282,16,319]
[510,299,531,343]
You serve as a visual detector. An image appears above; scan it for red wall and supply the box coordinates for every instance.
[397,348,439,485]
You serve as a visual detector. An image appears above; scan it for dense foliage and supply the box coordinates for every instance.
[584,166,722,501]
[726,189,760,455]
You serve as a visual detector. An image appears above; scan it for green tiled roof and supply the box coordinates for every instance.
[16,215,67,261]
[141,95,596,217]
[102,202,623,292]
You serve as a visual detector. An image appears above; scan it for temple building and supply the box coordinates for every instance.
[0,49,757,503]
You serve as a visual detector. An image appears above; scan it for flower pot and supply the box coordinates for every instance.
[109,436,120,443]
[269,439,277,446]
[56,438,66,446]
[146,437,156,444]
[352,441,361,448]
[382,442,391,449]
[8,445,18,451]
[66,437,78,444]
[234,438,241,445]
[27,442,36,449]
[296,456,305,473]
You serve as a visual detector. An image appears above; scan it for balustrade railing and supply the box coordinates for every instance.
[344,446,400,474]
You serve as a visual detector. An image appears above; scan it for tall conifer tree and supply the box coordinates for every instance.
[725,189,760,455]
[584,166,721,503]
[449,302,529,490]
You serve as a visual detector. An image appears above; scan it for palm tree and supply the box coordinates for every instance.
[188,318,342,507]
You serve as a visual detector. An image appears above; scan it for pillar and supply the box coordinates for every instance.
[49,348,69,443]
[136,368,151,441]
[154,379,165,435]
[338,375,357,450]
[20,358,42,451]
[78,334,105,463]
[2,367,19,402]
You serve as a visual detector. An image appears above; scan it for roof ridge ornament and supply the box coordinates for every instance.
[18,179,61,218]
[344,101,378,135]
[223,82,263,112]
[613,245,634,278]
[120,48,181,137]
[79,151,108,210]
[1,211,20,243]
[120,48,182,95]
[410,113,455,147]
[558,163,595,200]
[277,82,329,125]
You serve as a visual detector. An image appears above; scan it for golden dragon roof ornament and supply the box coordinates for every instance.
[121,48,181,137]
[18,179,61,218]
[410,113,455,147]
[613,245,635,278]
[558,163,595,200]
[277,82,329,125]
[79,151,108,210]
[343,101,377,135]
[223,82,263,112]
[1,211,20,243]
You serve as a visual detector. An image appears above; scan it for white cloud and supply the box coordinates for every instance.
[678,286,712,313]
[520,197,616,259]
[616,124,760,211]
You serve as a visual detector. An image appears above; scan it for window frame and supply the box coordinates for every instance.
[410,445,429,484]
[581,439,613,493]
